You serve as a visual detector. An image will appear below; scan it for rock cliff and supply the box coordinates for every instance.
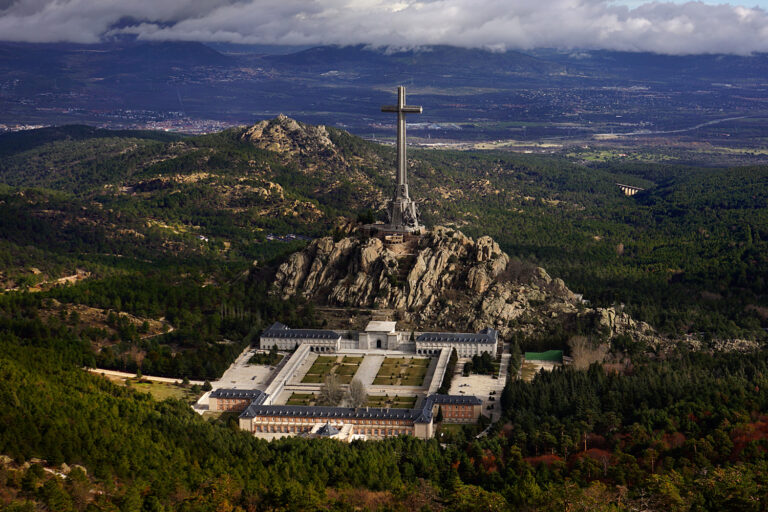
[271,226,657,342]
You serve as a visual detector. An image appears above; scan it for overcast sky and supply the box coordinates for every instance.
[0,0,767,55]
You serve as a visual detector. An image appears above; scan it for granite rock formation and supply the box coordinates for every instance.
[271,226,657,342]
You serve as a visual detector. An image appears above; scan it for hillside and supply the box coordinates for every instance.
[1,116,768,511]
[0,118,766,349]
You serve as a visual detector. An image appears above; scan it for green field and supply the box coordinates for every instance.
[127,379,201,403]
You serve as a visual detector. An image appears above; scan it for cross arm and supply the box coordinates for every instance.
[381,105,423,113]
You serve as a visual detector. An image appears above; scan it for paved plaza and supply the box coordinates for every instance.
[355,354,385,386]
[214,347,277,389]
[194,347,281,414]
[273,351,439,405]
[448,353,510,422]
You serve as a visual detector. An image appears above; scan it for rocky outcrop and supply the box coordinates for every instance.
[271,226,658,342]
[242,114,334,156]
[239,116,389,211]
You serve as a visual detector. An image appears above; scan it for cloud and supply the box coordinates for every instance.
[0,0,766,54]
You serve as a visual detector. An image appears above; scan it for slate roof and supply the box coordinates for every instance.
[430,394,482,405]
[240,403,426,422]
[316,423,340,436]
[211,388,267,403]
[261,322,340,340]
[416,327,498,344]
[239,393,480,425]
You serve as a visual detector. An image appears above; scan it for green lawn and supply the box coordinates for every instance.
[336,373,354,385]
[306,362,333,374]
[405,366,427,378]
[366,395,389,406]
[286,392,317,406]
[391,397,417,409]
[336,364,357,376]
[374,357,429,387]
[301,354,362,384]
[129,380,200,403]
[366,395,417,409]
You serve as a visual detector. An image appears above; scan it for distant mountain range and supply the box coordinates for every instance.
[1,41,767,141]
[5,41,766,83]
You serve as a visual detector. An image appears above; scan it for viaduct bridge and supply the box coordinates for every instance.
[616,183,645,196]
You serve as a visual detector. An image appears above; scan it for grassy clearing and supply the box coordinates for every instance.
[520,362,539,382]
[127,379,200,402]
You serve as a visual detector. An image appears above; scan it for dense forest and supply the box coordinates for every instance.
[1,305,767,510]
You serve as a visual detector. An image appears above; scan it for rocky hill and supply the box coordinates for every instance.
[242,114,334,156]
[272,226,656,343]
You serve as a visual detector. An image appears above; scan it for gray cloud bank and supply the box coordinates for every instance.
[0,0,767,55]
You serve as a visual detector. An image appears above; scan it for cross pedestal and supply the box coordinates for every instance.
[380,86,423,233]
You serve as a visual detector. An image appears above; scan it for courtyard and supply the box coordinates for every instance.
[284,392,418,409]
[301,355,363,384]
[373,357,430,386]
[448,354,510,422]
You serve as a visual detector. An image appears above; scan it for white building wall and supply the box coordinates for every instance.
[415,341,496,357]
[259,335,341,352]
[338,338,358,351]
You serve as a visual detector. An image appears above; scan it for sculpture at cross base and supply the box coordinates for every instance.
[380,86,423,233]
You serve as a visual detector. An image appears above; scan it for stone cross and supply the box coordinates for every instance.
[381,86,422,232]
